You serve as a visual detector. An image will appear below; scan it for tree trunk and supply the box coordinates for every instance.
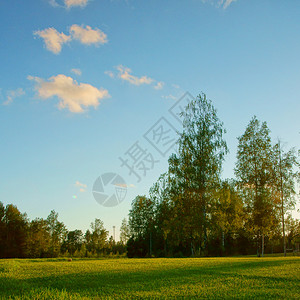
[257,232,260,257]
[222,231,225,248]
[191,241,194,257]
[203,205,207,254]
[261,233,264,257]
[149,231,152,257]
[279,141,286,257]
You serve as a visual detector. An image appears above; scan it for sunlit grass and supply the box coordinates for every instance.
[0,257,299,299]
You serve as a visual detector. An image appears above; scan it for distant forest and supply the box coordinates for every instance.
[1,93,300,259]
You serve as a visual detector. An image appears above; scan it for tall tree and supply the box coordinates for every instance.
[149,172,174,256]
[128,195,156,256]
[46,210,67,257]
[235,116,275,256]
[84,229,92,253]
[168,93,228,254]
[26,218,51,258]
[120,218,131,245]
[3,204,28,258]
[90,218,108,254]
[272,141,299,256]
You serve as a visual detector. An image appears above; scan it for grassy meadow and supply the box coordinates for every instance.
[0,256,299,299]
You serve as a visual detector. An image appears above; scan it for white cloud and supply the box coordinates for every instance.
[34,25,107,54]
[172,84,180,89]
[65,0,88,8]
[49,0,59,7]
[3,88,25,105]
[75,181,87,192]
[28,74,109,113]
[34,28,71,54]
[154,81,164,90]
[161,94,177,100]
[222,0,237,9]
[106,65,163,89]
[75,181,87,188]
[71,68,82,76]
[114,183,136,188]
[70,25,107,45]
[202,0,237,9]
[49,0,89,9]
[116,65,154,86]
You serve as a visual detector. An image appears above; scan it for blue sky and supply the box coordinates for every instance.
[1,0,300,238]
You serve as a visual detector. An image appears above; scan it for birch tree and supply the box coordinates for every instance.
[169,93,228,254]
[235,116,275,256]
[272,141,299,256]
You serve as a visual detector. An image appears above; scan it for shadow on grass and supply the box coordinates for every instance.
[1,258,299,299]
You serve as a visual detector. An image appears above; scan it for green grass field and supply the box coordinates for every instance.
[0,257,299,299]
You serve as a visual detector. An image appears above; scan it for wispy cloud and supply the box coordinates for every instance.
[49,0,59,7]
[161,94,177,100]
[114,183,136,188]
[202,0,237,9]
[106,65,163,89]
[3,88,25,105]
[65,0,88,9]
[104,70,115,79]
[28,74,109,113]
[154,81,164,90]
[222,0,237,9]
[75,181,87,188]
[71,68,82,76]
[34,28,71,54]
[75,181,87,192]
[70,25,107,45]
[116,65,153,86]
[49,0,89,9]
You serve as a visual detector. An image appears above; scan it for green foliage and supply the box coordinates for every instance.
[235,117,300,256]
[119,218,131,245]
[62,230,83,256]
[235,117,278,255]
[167,93,228,254]
[127,95,300,258]
[0,203,28,258]
[89,218,109,254]
[26,218,51,258]
[47,210,68,257]
[1,94,299,261]
[129,195,155,237]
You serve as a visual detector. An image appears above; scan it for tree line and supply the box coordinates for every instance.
[1,93,299,259]
[127,93,300,258]
[0,204,129,258]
